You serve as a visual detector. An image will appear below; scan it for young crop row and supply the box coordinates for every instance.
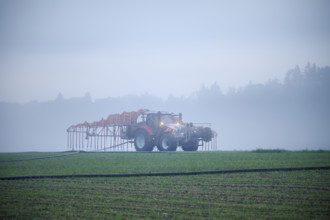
[1,151,329,219]
[1,170,329,219]
[1,151,330,177]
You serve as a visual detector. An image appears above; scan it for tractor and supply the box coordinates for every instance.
[122,111,214,151]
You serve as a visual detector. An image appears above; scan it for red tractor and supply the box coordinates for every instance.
[122,111,214,151]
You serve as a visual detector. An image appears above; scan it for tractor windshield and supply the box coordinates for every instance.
[160,115,175,125]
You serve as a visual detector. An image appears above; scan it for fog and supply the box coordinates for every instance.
[0,64,329,152]
[1,0,330,102]
[1,1,330,152]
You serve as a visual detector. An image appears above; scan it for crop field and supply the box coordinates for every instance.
[0,151,330,219]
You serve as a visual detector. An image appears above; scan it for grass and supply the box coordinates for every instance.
[0,151,329,177]
[0,151,330,219]
[0,152,72,161]
[252,148,288,153]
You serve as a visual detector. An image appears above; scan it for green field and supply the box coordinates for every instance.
[0,151,330,219]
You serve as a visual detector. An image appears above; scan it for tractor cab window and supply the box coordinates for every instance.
[136,114,146,124]
[146,114,158,129]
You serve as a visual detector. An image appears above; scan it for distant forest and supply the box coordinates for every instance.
[0,63,329,152]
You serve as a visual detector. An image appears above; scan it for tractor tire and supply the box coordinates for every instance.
[182,140,199,151]
[134,130,154,152]
[157,133,177,151]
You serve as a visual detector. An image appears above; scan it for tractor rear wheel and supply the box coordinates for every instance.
[134,130,153,151]
[157,133,177,151]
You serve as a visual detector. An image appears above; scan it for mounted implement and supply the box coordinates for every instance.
[67,109,217,152]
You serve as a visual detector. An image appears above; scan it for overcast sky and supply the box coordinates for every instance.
[1,0,329,103]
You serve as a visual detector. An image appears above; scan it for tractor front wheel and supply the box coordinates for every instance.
[157,133,177,151]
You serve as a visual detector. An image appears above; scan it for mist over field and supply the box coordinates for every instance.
[0,64,329,152]
[1,1,330,152]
